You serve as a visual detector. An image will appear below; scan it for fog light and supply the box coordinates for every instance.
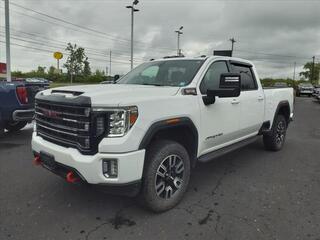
[84,138,90,149]
[102,159,118,178]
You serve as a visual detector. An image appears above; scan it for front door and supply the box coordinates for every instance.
[198,61,241,157]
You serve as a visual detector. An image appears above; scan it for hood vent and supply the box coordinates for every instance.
[51,89,84,96]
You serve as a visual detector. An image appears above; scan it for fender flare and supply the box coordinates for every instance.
[272,100,291,127]
[138,117,199,165]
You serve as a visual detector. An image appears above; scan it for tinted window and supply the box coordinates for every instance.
[118,60,204,87]
[200,61,229,94]
[141,66,159,80]
[231,64,256,90]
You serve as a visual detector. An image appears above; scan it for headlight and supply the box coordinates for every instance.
[93,106,138,138]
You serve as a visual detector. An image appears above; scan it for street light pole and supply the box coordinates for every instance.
[229,37,236,57]
[5,0,12,82]
[311,56,315,83]
[126,0,139,70]
[109,50,112,76]
[175,26,183,56]
[293,62,296,81]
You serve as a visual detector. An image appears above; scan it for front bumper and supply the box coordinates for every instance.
[12,109,34,121]
[299,90,313,94]
[32,133,146,186]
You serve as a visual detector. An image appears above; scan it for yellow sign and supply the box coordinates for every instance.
[54,52,63,60]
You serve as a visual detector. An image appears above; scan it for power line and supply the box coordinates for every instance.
[234,49,311,60]
[0,7,173,56]
[8,2,176,52]
[0,30,148,62]
[0,25,150,59]
[0,40,142,65]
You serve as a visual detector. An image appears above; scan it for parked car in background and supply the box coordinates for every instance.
[312,85,320,98]
[26,78,52,84]
[296,83,314,97]
[273,82,288,88]
[32,56,294,212]
[0,79,49,134]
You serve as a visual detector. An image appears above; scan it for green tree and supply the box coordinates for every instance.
[299,62,320,84]
[64,43,88,83]
[37,66,46,74]
[83,57,91,77]
[94,69,105,76]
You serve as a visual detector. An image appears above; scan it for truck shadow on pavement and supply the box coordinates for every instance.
[2,128,277,239]
[0,128,33,149]
[35,138,269,239]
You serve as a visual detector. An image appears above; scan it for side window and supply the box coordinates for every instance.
[231,64,257,90]
[200,61,229,94]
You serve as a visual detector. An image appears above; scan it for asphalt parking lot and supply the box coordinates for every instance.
[1,97,320,240]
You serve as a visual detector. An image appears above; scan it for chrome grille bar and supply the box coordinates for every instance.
[35,98,92,153]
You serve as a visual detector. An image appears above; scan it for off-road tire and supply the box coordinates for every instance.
[263,115,287,151]
[139,140,191,212]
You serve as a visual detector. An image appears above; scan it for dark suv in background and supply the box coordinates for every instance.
[0,78,48,135]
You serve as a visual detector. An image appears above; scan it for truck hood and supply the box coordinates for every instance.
[46,84,181,106]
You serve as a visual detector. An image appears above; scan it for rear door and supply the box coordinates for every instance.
[197,60,241,156]
[230,62,264,136]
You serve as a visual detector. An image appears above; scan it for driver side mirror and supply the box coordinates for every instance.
[113,74,120,83]
[203,73,241,105]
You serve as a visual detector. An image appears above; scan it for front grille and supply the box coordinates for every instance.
[35,99,99,155]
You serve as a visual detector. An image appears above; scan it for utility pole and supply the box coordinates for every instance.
[126,0,139,70]
[293,62,296,81]
[175,26,183,56]
[229,37,236,57]
[311,56,315,83]
[5,0,12,82]
[109,50,112,76]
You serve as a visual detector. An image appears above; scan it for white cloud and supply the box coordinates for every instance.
[0,0,319,78]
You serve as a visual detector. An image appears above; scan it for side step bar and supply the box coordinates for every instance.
[198,136,260,163]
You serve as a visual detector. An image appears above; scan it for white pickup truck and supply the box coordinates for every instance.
[32,56,294,212]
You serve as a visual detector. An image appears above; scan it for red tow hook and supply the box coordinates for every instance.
[33,155,42,166]
[66,171,80,183]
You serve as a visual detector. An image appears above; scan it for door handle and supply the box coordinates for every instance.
[258,96,264,101]
[231,99,240,104]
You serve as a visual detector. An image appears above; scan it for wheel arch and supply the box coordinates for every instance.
[139,117,199,168]
[273,101,291,126]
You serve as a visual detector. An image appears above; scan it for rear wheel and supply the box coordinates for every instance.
[139,140,190,212]
[263,115,287,151]
[4,121,28,132]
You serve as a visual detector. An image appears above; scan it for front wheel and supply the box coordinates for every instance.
[139,140,191,212]
[4,121,28,132]
[263,115,287,151]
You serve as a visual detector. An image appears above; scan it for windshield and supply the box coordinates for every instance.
[117,59,204,87]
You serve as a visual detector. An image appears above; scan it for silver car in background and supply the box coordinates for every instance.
[296,83,314,97]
